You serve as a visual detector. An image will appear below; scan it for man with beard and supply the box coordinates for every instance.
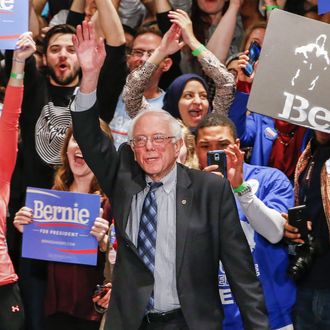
[5,2,126,329]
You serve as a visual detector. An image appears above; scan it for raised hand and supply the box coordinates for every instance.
[224,142,245,189]
[168,9,198,49]
[72,20,106,74]
[14,207,33,233]
[237,50,257,83]
[14,32,36,62]
[158,24,184,57]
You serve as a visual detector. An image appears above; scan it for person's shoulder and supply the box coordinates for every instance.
[179,164,227,187]
[244,163,291,186]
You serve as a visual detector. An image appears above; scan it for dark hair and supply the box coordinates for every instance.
[195,112,237,141]
[43,24,76,54]
[123,24,137,38]
[134,25,162,40]
[191,0,229,45]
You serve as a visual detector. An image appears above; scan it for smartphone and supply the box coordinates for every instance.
[92,284,110,298]
[243,41,261,77]
[207,150,227,177]
[288,205,308,240]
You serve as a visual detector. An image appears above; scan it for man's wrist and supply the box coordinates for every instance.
[233,182,247,193]
[233,182,252,197]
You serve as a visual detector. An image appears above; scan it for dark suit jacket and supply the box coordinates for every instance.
[71,106,269,330]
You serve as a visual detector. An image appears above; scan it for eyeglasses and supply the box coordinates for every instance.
[129,48,155,58]
[130,134,176,148]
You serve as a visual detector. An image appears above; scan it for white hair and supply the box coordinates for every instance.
[127,109,183,144]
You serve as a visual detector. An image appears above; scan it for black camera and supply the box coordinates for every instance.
[288,235,326,281]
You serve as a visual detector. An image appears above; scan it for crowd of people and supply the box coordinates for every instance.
[0,0,329,330]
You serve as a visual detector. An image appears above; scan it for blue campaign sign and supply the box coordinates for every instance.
[0,0,29,49]
[318,0,330,15]
[22,187,101,266]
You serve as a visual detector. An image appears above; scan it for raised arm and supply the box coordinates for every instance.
[71,22,119,193]
[73,22,106,94]
[29,0,40,38]
[67,0,85,27]
[225,144,291,243]
[123,24,184,118]
[169,9,236,115]
[92,0,127,123]
[0,33,36,200]
[94,0,126,46]
[207,0,243,63]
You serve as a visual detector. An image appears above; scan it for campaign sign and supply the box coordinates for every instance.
[0,0,29,49]
[22,187,100,266]
[248,10,330,134]
[318,0,330,15]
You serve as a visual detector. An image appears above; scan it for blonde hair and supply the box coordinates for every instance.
[178,120,199,170]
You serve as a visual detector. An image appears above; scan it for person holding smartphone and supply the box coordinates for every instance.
[283,130,330,330]
[228,39,311,182]
[195,113,296,330]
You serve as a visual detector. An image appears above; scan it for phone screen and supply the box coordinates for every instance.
[288,205,308,240]
[243,41,261,77]
[207,150,227,177]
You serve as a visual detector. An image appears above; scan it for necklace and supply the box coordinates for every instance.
[276,129,296,147]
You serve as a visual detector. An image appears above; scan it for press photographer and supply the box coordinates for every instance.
[284,130,330,329]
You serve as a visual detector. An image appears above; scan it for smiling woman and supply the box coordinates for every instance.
[123,9,235,131]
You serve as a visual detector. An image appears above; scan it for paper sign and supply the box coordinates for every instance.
[248,10,330,133]
[22,187,100,266]
[0,0,29,49]
[318,0,330,15]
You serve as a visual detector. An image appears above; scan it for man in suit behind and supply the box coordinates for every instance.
[70,22,269,330]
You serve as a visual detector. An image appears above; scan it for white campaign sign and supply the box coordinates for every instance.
[248,10,330,134]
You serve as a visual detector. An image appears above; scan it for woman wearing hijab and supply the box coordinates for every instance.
[123,9,235,130]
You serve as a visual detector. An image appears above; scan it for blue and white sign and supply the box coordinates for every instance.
[22,187,101,266]
[0,0,29,49]
[318,0,330,15]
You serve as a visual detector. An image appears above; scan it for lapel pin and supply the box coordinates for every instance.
[182,199,187,205]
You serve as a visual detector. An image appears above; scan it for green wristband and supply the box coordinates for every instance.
[10,72,25,80]
[192,44,207,57]
[266,5,280,12]
[233,182,248,193]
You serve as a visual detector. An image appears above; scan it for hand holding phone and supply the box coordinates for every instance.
[242,41,261,77]
[207,150,227,177]
[288,205,309,241]
[92,284,111,299]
